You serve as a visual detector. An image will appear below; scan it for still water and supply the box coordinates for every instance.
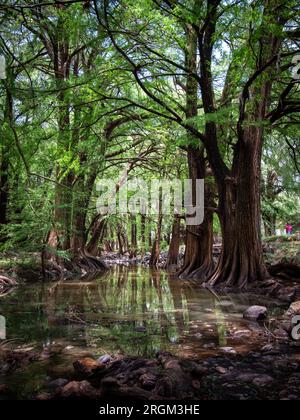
[0,266,282,398]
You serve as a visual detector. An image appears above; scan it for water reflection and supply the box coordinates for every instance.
[0,266,278,358]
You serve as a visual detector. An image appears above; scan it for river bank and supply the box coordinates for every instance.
[0,242,300,400]
[1,342,300,400]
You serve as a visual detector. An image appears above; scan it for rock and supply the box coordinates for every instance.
[64,346,74,351]
[285,301,300,317]
[216,366,227,374]
[60,381,99,399]
[220,347,237,355]
[273,328,289,340]
[48,378,69,389]
[98,354,111,364]
[232,330,250,338]
[252,375,273,387]
[73,358,105,377]
[243,306,268,321]
[261,344,274,352]
[236,373,258,383]
[277,287,296,302]
[139,373,157,390]
[36,392,52,400]
[192,380,201,390]
[203,343,216,349]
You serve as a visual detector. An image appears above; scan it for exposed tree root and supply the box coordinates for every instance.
[43,251,108,281]
[73,250,108,272]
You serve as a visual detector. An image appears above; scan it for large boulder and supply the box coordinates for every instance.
[243,306,268,321]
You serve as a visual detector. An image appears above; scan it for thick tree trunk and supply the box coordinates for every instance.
[209,131,267,288]
[177,23,214,281]
[199,0,284,289]
[178,148,214,280]
[166,216,181,269]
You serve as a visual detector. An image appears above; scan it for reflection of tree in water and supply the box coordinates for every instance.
[3,267,269,358]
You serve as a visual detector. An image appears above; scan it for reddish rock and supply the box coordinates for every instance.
[73,358,105,377]
[285,301,300,317]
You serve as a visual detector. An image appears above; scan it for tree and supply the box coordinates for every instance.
[98,0,299,287]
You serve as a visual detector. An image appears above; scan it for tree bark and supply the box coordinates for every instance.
[178,148,214,280]
[198,0,284,288]
[130,215,137,257]
[177,22,214,280]
[166,216,181,268]
[0,86,13,228]
[149,194,163,267]
[86,218,107,256]
[117,223,128,255]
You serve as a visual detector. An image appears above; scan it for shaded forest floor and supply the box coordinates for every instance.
[0,235,299,282]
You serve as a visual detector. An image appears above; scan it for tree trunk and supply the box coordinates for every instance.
[177,23,214,281]
[71,170,97,255]
[149,195,163,267]
[209,130,267,288]
[0,87,13,228]
[117,223,128,255]
[178,148,215,280]
[86,218,107,256]
[148,222,152,250]
[140,214,146,254]
[0,147,9,226]
[199,0,283,288]
[130,215,137,258]
[166,216,181,268]
[263,216,276,237]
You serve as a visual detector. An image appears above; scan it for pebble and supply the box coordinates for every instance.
[216,366,228,374]
[220,347,237,355]
[98,354,112,364]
